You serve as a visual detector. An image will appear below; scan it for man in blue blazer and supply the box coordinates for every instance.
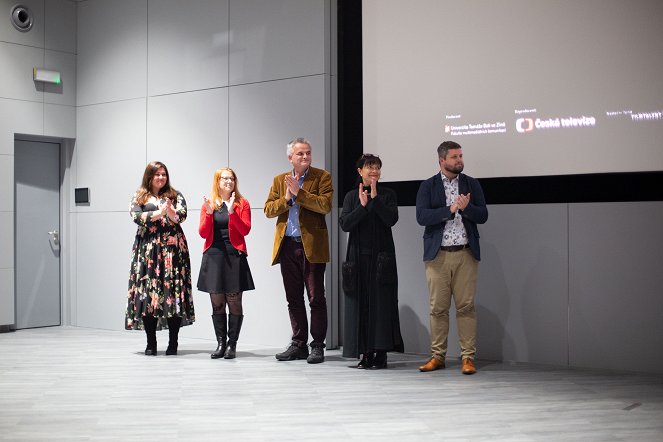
[415,141,488,374]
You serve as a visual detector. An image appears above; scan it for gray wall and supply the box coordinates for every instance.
[392,202,663,374]
[69,0,333,347]
[0,0,77,327]
[1,0,335,347]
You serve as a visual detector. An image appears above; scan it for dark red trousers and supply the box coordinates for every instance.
[279,237,327,346]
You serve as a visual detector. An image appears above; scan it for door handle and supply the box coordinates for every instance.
[48,230,60,246]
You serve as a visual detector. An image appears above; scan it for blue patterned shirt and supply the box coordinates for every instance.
[441,173,468,246]
[285,168,309,237]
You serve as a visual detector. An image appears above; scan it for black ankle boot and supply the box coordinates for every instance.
[370,351,388,369]
[143,315,157,356]
[224,314,244,359]
[166,316,181,355]
[210,313,227,359]
[356,353,375,369]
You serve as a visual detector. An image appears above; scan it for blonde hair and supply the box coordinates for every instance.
[209,167,244,210]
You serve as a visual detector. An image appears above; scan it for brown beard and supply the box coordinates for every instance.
[444,163,464,175]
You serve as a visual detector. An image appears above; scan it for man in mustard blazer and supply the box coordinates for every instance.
[265,137,333,364]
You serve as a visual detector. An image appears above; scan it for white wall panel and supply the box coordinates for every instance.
[75,99,147,212]
[0,155,13,212]
[77,0,147,105]
[0,99,43,154]
[177,208,207,339]
[0,0,45,47]
[569,202,663,373]
[229,75,327,207]
[0,42,44,102]
[229,0,325,84]
[147,0,229,96]
[389,206,432,355]
[0,211,13,269]
[64,209,77,325]
[477,204,569,366]
[44,104,75,138]
[43,50,76,106]
[65,139,78,214]
[45,0,76,53]
[0,268,14,325]
[147,88,229,205]
[75,211,136,330]
[237,209,298,347]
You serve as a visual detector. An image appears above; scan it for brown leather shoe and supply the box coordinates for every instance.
[419,357,445,372]
[461,358,476,375]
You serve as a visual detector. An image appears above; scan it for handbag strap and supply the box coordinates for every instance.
[345,231,360,264]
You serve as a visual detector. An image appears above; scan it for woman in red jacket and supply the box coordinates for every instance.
[197,167,254,359]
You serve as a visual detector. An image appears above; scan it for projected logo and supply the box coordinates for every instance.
[516,118,534,133]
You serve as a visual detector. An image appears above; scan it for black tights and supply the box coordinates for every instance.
[210,292,243,316]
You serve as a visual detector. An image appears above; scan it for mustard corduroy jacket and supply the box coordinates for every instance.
[264,166,333,265]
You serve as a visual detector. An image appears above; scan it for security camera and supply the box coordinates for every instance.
[11,4,34,32]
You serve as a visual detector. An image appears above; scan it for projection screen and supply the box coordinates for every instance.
[362,0,663,180]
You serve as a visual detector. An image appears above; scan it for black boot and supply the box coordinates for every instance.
[143,315,157,355]
[356,353,375,369]
[370,351,388,369]
[210,313,227,359]
[166,316,181,355]
[224,314,244,359]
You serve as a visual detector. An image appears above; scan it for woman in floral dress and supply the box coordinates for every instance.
[126,161,195,355]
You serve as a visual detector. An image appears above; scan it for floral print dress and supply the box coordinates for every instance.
[125,191,195,330]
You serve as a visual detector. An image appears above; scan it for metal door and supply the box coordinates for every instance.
[15,139,61,329]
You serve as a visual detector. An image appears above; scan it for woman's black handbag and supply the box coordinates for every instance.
[342,233,358,294]
[376,251,397,284]
[342,260,357,293]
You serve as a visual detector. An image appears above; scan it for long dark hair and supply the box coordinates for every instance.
[135,161,178,205]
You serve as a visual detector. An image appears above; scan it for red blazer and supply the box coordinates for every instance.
[199,198,251,255]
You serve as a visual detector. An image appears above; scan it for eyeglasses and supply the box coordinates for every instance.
[220,176,235,182]
[361,153,379,159]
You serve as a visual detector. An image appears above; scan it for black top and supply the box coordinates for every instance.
[211,204,236,254]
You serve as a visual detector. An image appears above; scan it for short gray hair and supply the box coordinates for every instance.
[287,137,312,156]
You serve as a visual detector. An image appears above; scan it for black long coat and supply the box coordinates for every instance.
[339,185,404,358]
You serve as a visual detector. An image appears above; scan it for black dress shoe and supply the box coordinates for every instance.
[356,353,375,369]
[144,346,157,356]
[369,352,387,369]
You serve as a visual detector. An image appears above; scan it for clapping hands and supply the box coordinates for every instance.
[203,195,213,214]
[227,192,236,214]
[358,177,378,207]
[285,173,300,200]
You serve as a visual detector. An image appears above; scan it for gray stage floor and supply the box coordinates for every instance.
[1,327,662,441]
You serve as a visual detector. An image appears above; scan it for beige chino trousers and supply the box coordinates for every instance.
[424,248,478,361]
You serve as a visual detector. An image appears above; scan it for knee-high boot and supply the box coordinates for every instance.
[210,313,227,359]
[144,315,157,356]
[224,314,244,359]
[166,316,181,356]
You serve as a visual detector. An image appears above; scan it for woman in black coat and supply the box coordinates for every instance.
[339,154,404,369]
